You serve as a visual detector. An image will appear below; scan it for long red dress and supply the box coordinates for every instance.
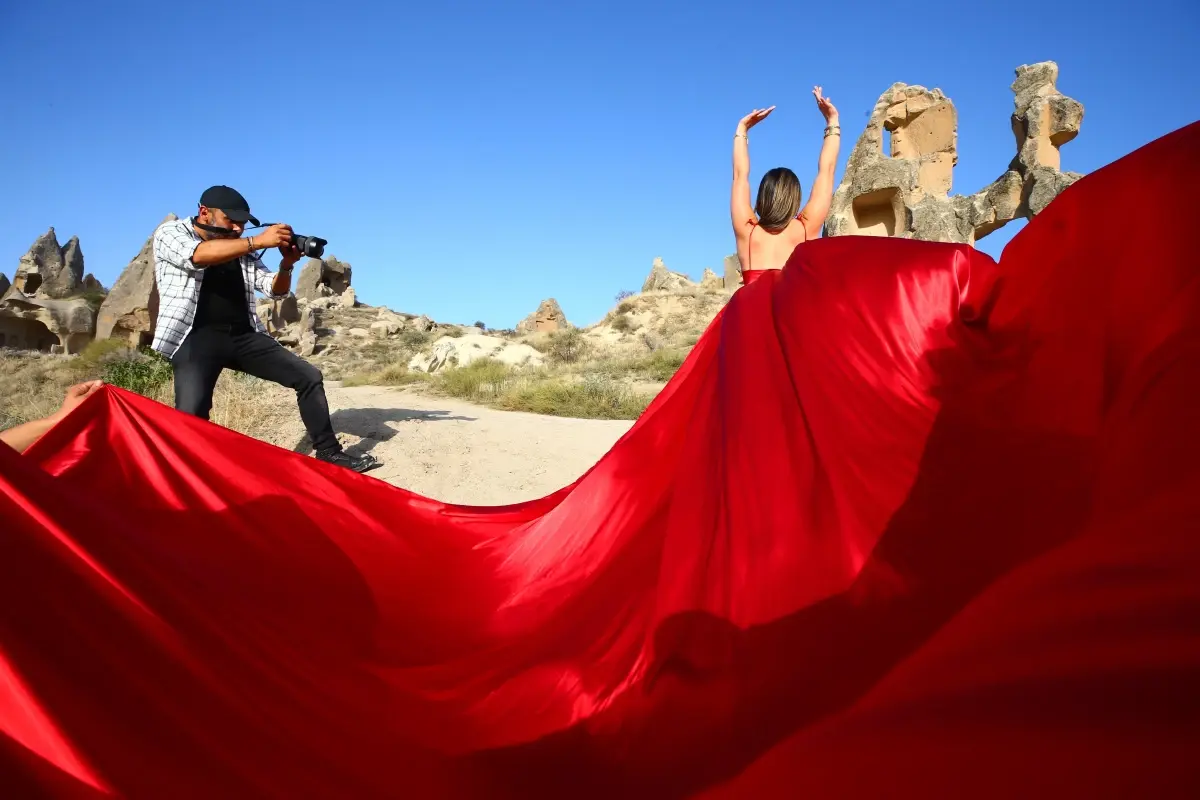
[2,121,1199,798]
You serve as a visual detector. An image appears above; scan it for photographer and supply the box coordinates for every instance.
[150,185,380,474]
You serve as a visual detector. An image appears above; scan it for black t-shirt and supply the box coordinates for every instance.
[194,259,250,330]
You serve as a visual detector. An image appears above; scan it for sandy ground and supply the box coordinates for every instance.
[291,384,634,505]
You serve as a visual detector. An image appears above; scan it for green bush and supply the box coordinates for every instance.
[400,329,433,349]
[436,358,515,400]
[101,348,174,395]
[75,338,136,368]
[546,328,588,364]
[498,374,652,420]
[343,363,431,387]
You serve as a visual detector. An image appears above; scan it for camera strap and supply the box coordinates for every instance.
[193,221,241,236]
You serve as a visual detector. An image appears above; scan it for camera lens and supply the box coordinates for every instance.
[290,234,326,259]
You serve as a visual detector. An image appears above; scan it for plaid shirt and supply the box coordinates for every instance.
[150,216,286,358]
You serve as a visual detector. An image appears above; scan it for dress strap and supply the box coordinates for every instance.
[746,218,757,271]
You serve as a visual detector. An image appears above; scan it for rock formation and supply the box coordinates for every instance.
[258,294,301,334]
[12,228,86,298]
[516,298,569,333]
[824,61,1083,245]
[721,255,741,289]
[0,274,9,297]
[409,333,544,374]
[0,290,96,354]
[370,318,404,338]
[699,268,723,291]
[95,215,176,347]
[642,257,697,293]
[295,256,352,302]
[297,307,318,356]
[3,227,99,351]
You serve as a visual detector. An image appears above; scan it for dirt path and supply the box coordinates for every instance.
[300,384,634,505]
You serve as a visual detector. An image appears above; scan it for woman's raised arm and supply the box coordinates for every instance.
[799,87,841,237]
[731,106,775,234]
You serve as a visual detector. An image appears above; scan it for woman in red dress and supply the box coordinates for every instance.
[730,86,841,285]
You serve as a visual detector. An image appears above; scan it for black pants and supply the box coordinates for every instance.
[171,325,340,455]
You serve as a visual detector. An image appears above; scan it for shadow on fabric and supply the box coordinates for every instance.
[456,335,1094,798]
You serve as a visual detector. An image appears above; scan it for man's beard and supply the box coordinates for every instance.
[198,219,242,238]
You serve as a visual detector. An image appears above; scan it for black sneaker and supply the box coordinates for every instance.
[316,449,382,474]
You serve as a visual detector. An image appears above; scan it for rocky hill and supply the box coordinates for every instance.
[2,61,1084,431]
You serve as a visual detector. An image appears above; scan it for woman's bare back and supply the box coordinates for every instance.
[738,216,810,273]
[729,87,841,277]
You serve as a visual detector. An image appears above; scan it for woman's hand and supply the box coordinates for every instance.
[736,106,776,135]
[53,380,103,422]
[812,86,838,125]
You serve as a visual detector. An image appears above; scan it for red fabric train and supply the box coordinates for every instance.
[2,121,1199,798]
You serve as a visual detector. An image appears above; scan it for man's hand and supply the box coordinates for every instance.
[278,241,302,267]
[250,223,293,251]
[53,380,104,422]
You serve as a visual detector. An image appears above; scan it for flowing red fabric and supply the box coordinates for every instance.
[3,122,1200,798]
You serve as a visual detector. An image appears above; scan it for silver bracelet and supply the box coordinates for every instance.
[734,132,747,140]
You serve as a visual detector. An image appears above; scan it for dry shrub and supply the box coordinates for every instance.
[430,358,652,420]
[207,372,296,447]
[546,328,588,364]
[496,375,651,420]
[436,358,516,401]
[343,363,431,387]
[0,346,297,447]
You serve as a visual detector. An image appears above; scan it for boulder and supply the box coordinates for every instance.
[307,296,338,311]
[408,333,544,373]
[295,256,352,302]
[370,320,403,337]
[376,309,407,327]
[259,294,301,334]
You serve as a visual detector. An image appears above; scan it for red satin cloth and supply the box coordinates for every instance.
[738,268,772,285]
[3,122,1200,798]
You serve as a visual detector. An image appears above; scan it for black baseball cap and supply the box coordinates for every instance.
[198,185,260,227]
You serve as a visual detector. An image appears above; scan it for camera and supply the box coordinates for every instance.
[291,233,327,259]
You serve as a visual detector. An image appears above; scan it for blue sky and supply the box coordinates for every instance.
[1,0,1197,329]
